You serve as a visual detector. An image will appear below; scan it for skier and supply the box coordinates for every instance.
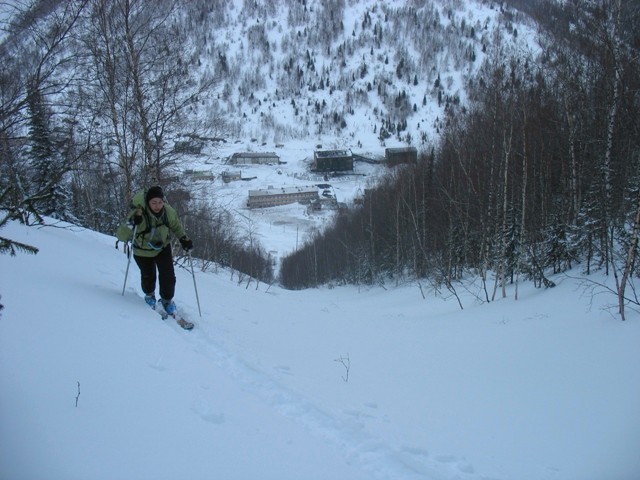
[117,186,193,315]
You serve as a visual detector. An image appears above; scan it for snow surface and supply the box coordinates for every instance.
[3,2,638,477]
[1,219,640,480]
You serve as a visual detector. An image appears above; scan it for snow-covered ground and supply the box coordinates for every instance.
[1,219,639,480]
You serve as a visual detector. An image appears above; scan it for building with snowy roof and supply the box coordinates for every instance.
[385,146,418,167]
[247,185,319,209]
[312,149,353,172]
[228,152,280,165]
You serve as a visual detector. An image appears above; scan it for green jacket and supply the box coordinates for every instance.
[116,189,186,257]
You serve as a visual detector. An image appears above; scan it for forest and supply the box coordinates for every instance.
[0,0,275,284]
[1,0,639,318]
[279,1,640,319]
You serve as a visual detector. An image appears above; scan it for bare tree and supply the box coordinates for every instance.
[0,0,89,225]
[81,0,218,199]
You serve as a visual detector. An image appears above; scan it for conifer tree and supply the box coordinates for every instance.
[25,78,69,219]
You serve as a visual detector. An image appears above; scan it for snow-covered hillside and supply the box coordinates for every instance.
[168,0,541,266]
[0,0,543,269]
[1,219,639,480]
[190,0,535,148]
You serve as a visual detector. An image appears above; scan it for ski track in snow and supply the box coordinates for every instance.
[176,308,486,480]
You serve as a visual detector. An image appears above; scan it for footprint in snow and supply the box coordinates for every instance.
[192,398,225,425]
[274,365,293,376]
[435,455,475,475]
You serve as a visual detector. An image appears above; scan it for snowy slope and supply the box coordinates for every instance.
[1,219,640,480]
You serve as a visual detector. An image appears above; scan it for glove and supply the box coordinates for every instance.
[131,207,143,226]
[179,236,193,251]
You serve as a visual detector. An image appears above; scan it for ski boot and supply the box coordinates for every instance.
[160,298,176,316]
[144,294,157,309]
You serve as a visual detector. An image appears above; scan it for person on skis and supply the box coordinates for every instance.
[117,185,193,315]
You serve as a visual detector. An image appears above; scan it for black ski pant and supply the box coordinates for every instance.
[134,245,176,301]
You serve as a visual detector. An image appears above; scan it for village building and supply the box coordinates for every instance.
[183,169,214,181]
[221,170,242,183]
[312,149,353,172]
[173,140,204,154]
[228,152,280,165]
[247,185,319,209]
[385,146,418,166]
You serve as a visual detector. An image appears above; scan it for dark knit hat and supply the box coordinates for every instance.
[145,186,164,204]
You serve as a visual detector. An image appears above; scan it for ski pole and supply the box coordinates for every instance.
[121,224,138,296]
[188,250,202,317]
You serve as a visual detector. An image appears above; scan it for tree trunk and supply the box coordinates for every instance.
[618,187,640,320]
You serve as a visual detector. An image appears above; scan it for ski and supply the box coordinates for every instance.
[149,304,194,330]
[162,310,194,330]
[155,307,169,320]
[174,316,194,330]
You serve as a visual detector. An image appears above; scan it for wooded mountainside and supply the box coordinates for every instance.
[277,1,640,320]
[1,0,639,318]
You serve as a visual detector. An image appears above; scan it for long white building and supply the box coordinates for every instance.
[247,185,319,209]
